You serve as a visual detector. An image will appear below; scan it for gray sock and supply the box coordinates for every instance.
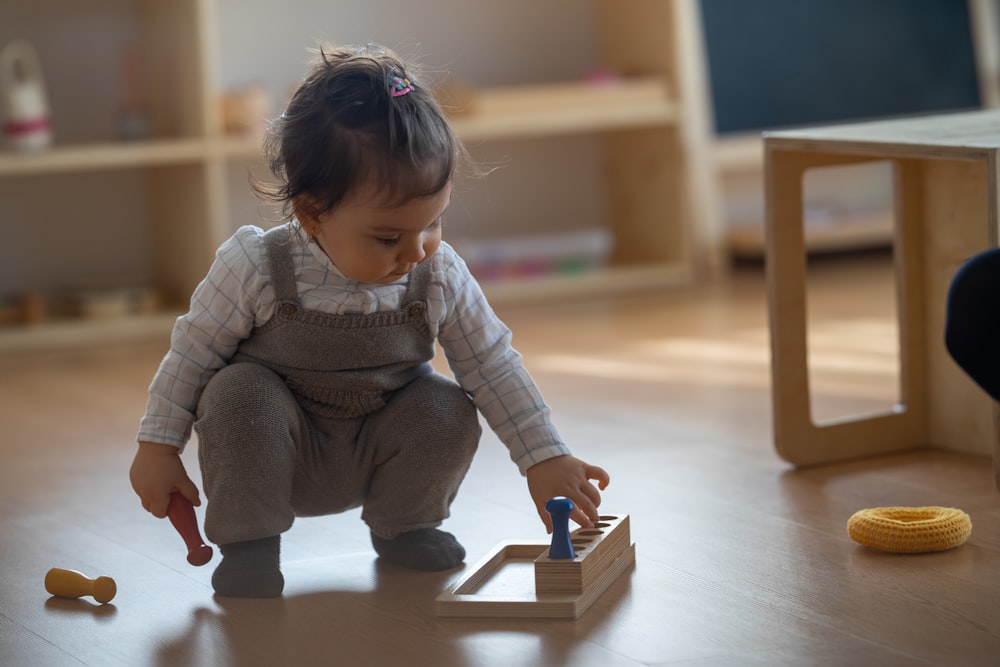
[371,528,465,571]
[212,536,284,598]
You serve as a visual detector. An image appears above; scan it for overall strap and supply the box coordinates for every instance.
[402,257,432,304]
[262,224,300,306]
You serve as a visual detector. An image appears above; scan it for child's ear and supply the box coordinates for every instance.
[292,195,324,237]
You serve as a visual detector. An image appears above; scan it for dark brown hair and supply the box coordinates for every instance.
[253,43,463,219]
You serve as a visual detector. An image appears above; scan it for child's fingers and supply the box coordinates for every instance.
[147,492,172,519]
[570,504,596,528]
[176,478,202,507]
[585,463,611,489]
[580,478,603,507]
[569,488,601,526]
[537,506,554,534]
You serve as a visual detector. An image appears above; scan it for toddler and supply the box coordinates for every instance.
[129,44,609,598]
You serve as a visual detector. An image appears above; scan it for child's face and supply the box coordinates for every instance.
[307,182,451,285]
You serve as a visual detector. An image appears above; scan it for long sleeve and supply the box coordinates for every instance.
[137,227,266,448]
[137,230,571,471]
[430,247,571,474]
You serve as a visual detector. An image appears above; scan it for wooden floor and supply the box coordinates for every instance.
[1,252,998,666]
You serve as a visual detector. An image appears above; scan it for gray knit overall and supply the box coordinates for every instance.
[194,225,481,546]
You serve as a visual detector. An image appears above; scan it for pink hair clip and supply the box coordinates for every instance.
[391,76,414,97]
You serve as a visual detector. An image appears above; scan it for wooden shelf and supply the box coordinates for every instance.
[213,136,265,160]
[0,139,208,176]
[202,80,680,160]
[0,312,177,355]
[218,78,678,154]
[449,78,678,142]
[712,134,764,172]
[0,265,691,354]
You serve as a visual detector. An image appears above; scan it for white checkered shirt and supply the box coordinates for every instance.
[138,223,570,474]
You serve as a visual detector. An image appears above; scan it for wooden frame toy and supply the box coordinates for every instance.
[436,500,635,619]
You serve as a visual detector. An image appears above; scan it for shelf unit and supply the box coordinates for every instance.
[0,0,710,354]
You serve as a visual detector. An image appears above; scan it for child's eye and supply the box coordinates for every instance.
[374,219,442,247]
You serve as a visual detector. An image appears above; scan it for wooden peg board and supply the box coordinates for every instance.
[435,514,635,619]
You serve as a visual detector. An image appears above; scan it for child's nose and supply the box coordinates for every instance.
[399,239,426,264]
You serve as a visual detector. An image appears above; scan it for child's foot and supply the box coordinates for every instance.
[211,535,284,598]
[371,528,465,571]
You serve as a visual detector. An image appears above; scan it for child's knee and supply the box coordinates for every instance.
[375,373,481,460]
[199,363,285,414]
[202,362,280,402]
[417,374,481,442]
[195,363,299,444]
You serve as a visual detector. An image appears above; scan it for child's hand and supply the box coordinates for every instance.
[526,455,610,533]
[129,441,201,519]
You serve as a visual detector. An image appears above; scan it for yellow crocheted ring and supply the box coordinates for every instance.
[847,506,972,553]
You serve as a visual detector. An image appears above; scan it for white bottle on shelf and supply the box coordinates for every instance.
[0,39,53,152]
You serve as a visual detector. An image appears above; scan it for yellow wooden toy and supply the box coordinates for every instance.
[44,567,116,604]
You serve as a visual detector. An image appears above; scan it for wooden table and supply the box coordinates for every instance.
[764,109,1000,488]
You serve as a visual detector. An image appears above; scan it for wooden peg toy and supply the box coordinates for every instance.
[545,497,576,559]
[45,567,116,604]
[437,498,636,619]
[167,492,213,566]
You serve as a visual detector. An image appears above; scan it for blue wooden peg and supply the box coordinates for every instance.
[546,497,576,559]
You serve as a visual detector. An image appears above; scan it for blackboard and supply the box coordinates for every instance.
[699,0,982,134]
